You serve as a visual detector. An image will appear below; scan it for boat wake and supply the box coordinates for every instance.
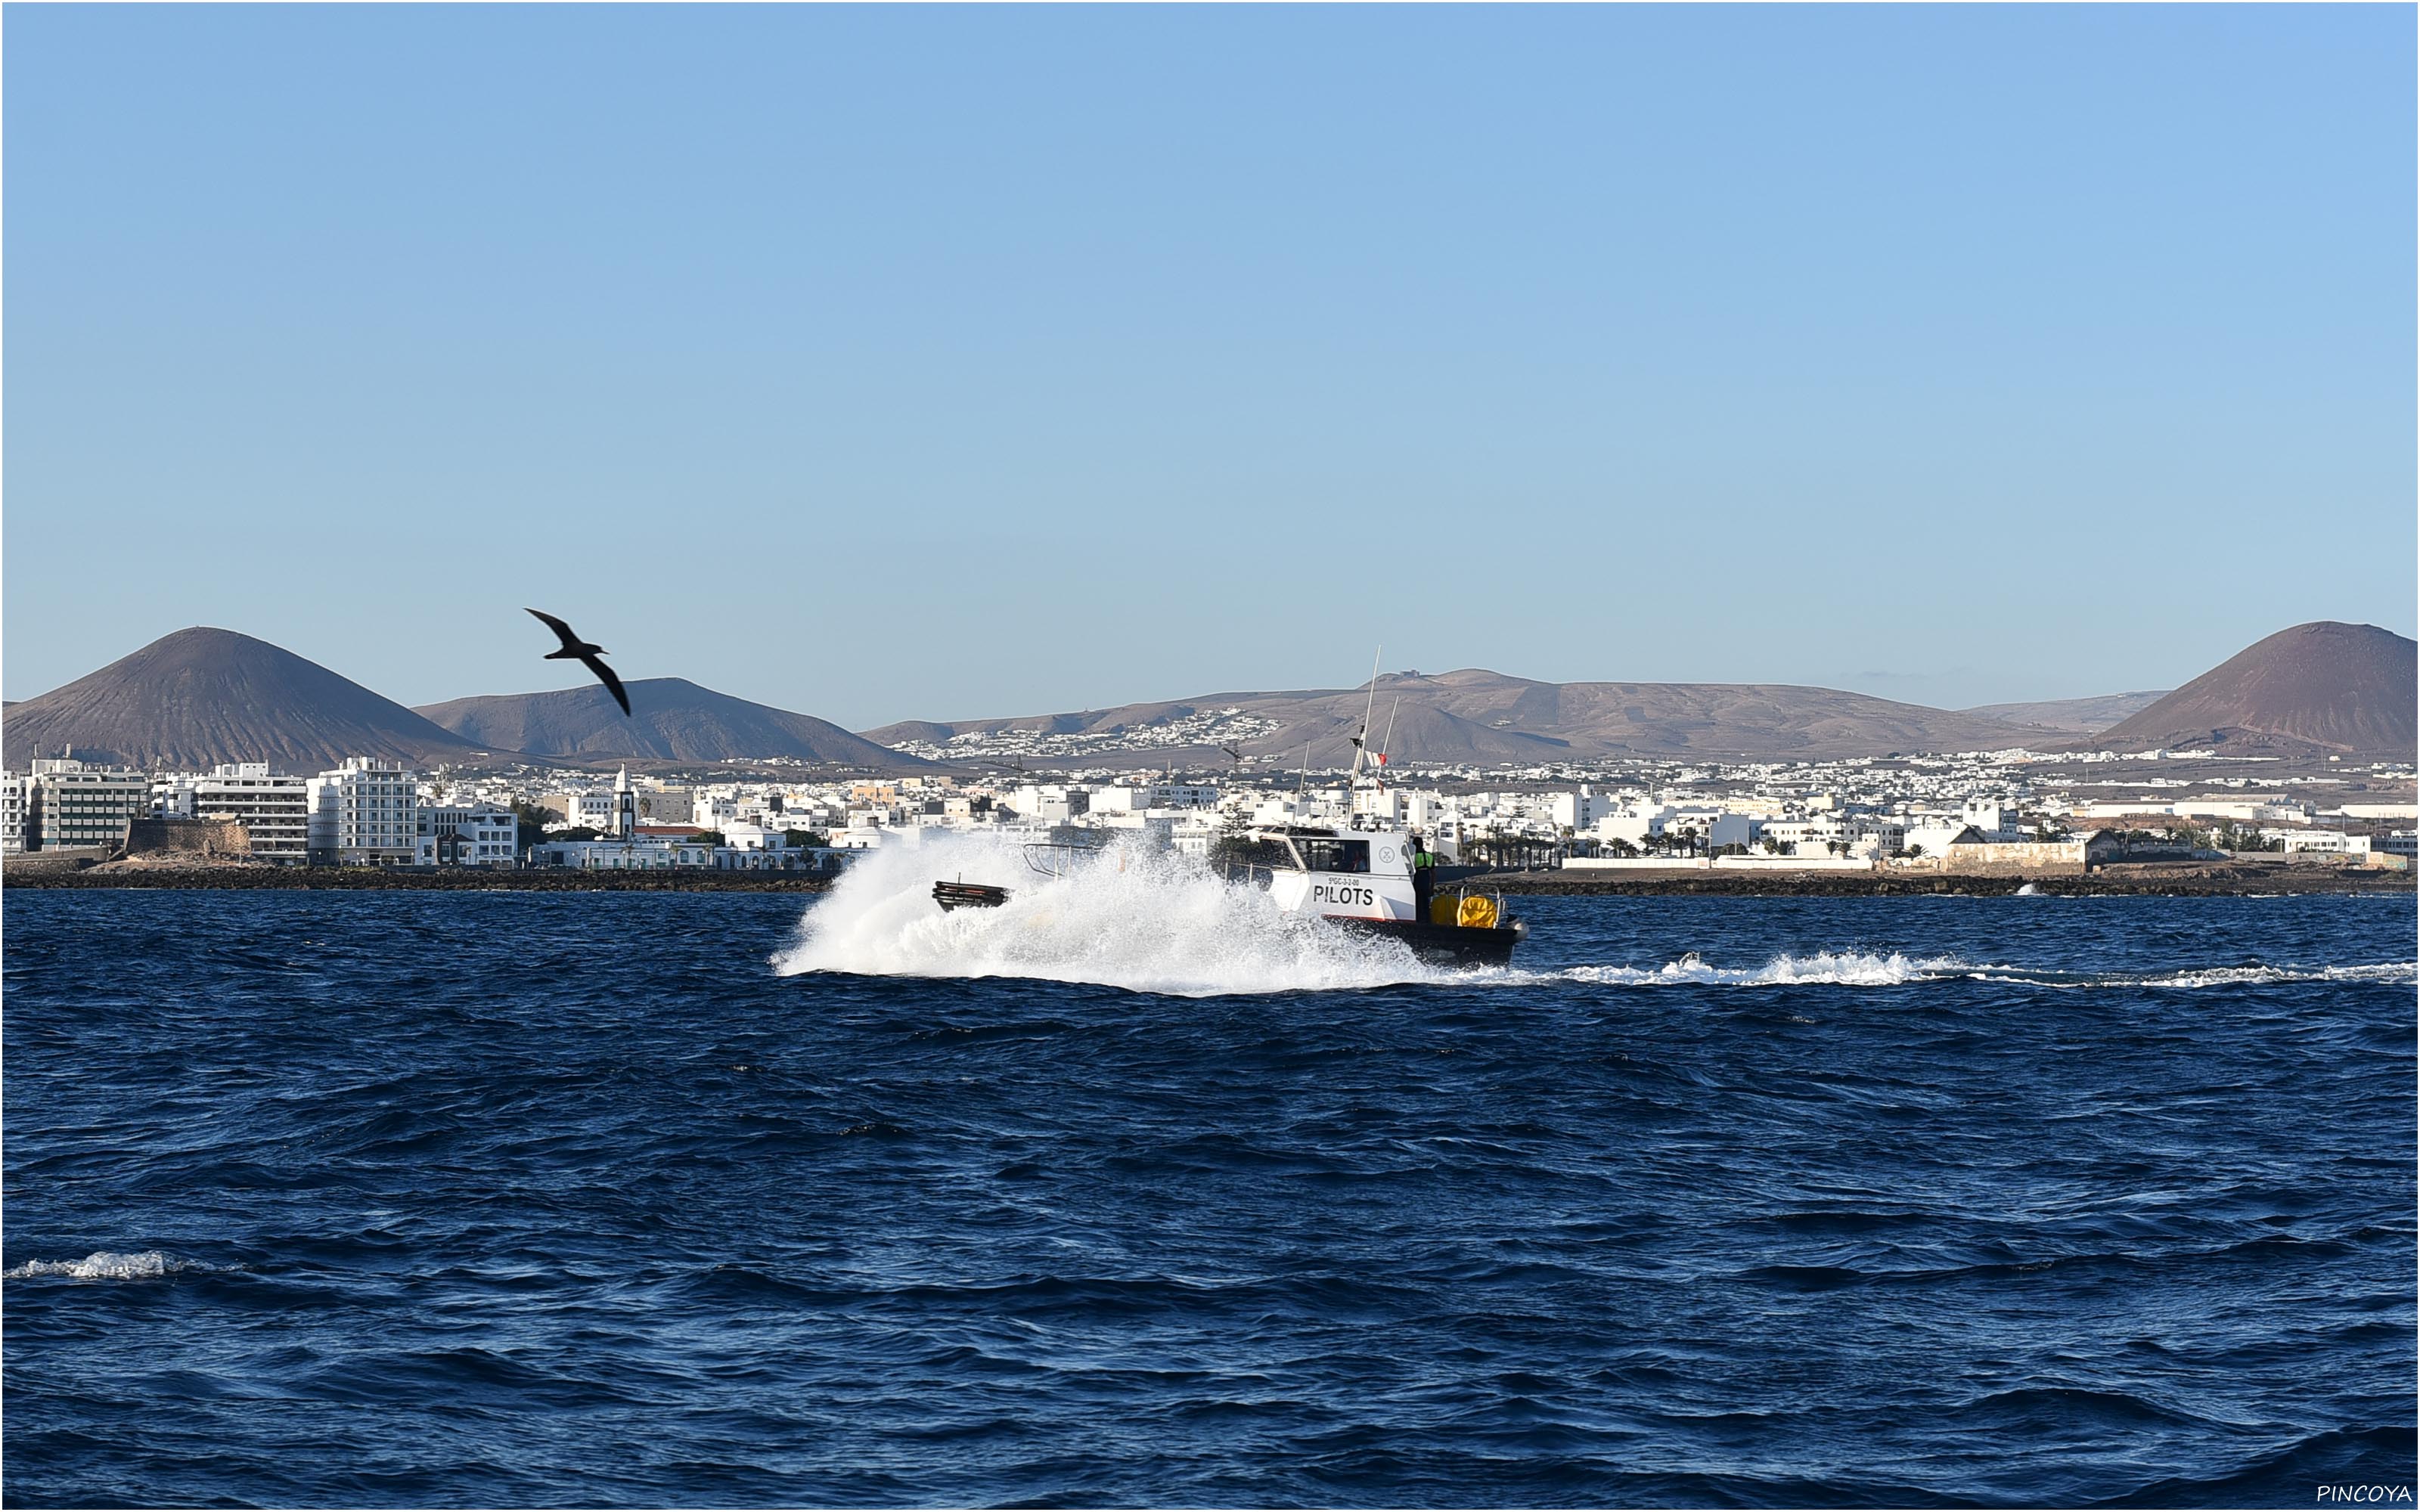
[1562,950,1966,987]
[1552,956,2417,992]
[1970,961,2417,990]
[773,834,1437,997]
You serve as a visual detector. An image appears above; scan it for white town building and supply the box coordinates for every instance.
[1,773,25,856]
[26,758,152,852]
[308,758,419,866]
[190,764,314,864]
[2268,829,2372,857]
[415,802,520,867]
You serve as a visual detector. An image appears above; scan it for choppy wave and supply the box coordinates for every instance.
[5,1250,186,1281]
[774,833,1434,996]
[7,888,2414,1507]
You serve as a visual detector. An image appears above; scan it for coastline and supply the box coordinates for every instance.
[2,864,835,893]
[3,861,2407,897]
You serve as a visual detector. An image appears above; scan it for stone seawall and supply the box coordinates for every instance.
[4,864,836,893]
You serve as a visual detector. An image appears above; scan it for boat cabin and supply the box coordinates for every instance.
[1232,823,1419,922]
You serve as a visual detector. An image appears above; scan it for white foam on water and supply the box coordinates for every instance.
[5,1250,184,1281]
[1562,950,1970,988]
[1564,955,2416,992]
[774,833,1438,997]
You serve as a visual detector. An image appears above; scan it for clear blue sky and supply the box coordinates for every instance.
[7,5,2412,728]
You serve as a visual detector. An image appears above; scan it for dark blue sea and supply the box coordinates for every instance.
[5,875,2415,1507]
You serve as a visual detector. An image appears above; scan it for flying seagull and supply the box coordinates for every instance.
[524,608,631,716]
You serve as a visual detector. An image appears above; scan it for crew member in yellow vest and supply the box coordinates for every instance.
[1410,832,1437,922]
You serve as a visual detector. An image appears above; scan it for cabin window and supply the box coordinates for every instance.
[1220,837,1298,871]
[1294,838,1371,874]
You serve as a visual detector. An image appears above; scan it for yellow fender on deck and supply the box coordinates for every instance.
[1430,896,1460,926]
[1457,895,1499,931]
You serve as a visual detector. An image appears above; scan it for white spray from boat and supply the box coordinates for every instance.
[773,832,1438,996]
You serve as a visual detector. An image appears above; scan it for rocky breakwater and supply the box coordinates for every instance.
[2,862,836,893]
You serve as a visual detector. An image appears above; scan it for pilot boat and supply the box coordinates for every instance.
[932,821,1524,966]
[929,662,1525,967]
[1208,820,1525,966]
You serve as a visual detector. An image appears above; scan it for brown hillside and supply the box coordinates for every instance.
[2088,622,2415,756]
[864,669,2031,766]
[2,627,499,773]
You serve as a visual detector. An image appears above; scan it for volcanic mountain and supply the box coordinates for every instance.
[2086,621,2417,757]
[861,669,2032,767]
[2,627,499,772]
[417,678,924,767]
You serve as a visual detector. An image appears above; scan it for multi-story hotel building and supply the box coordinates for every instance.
[26,758,152,852]
[307,758,418,865]
[191,764,313,865]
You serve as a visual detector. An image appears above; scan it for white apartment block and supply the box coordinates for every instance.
[309,758,419,866]
[1662,809,1757,850]
[561,790,620,832]
[26,758,151,851]
[1959,800,2024,838]
[415,803,519,866]
[1089,782,1218,811]
[1,773,25,855]
[1010,784,1094,823]
[1351,786,1407,823]
[1548,787,1615,833]
[192,763,313,864]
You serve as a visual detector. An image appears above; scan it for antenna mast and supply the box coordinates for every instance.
[1347,646,1381,790]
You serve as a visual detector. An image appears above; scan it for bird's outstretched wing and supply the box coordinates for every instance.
[582,654,631,716]
[525,607,582,652]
